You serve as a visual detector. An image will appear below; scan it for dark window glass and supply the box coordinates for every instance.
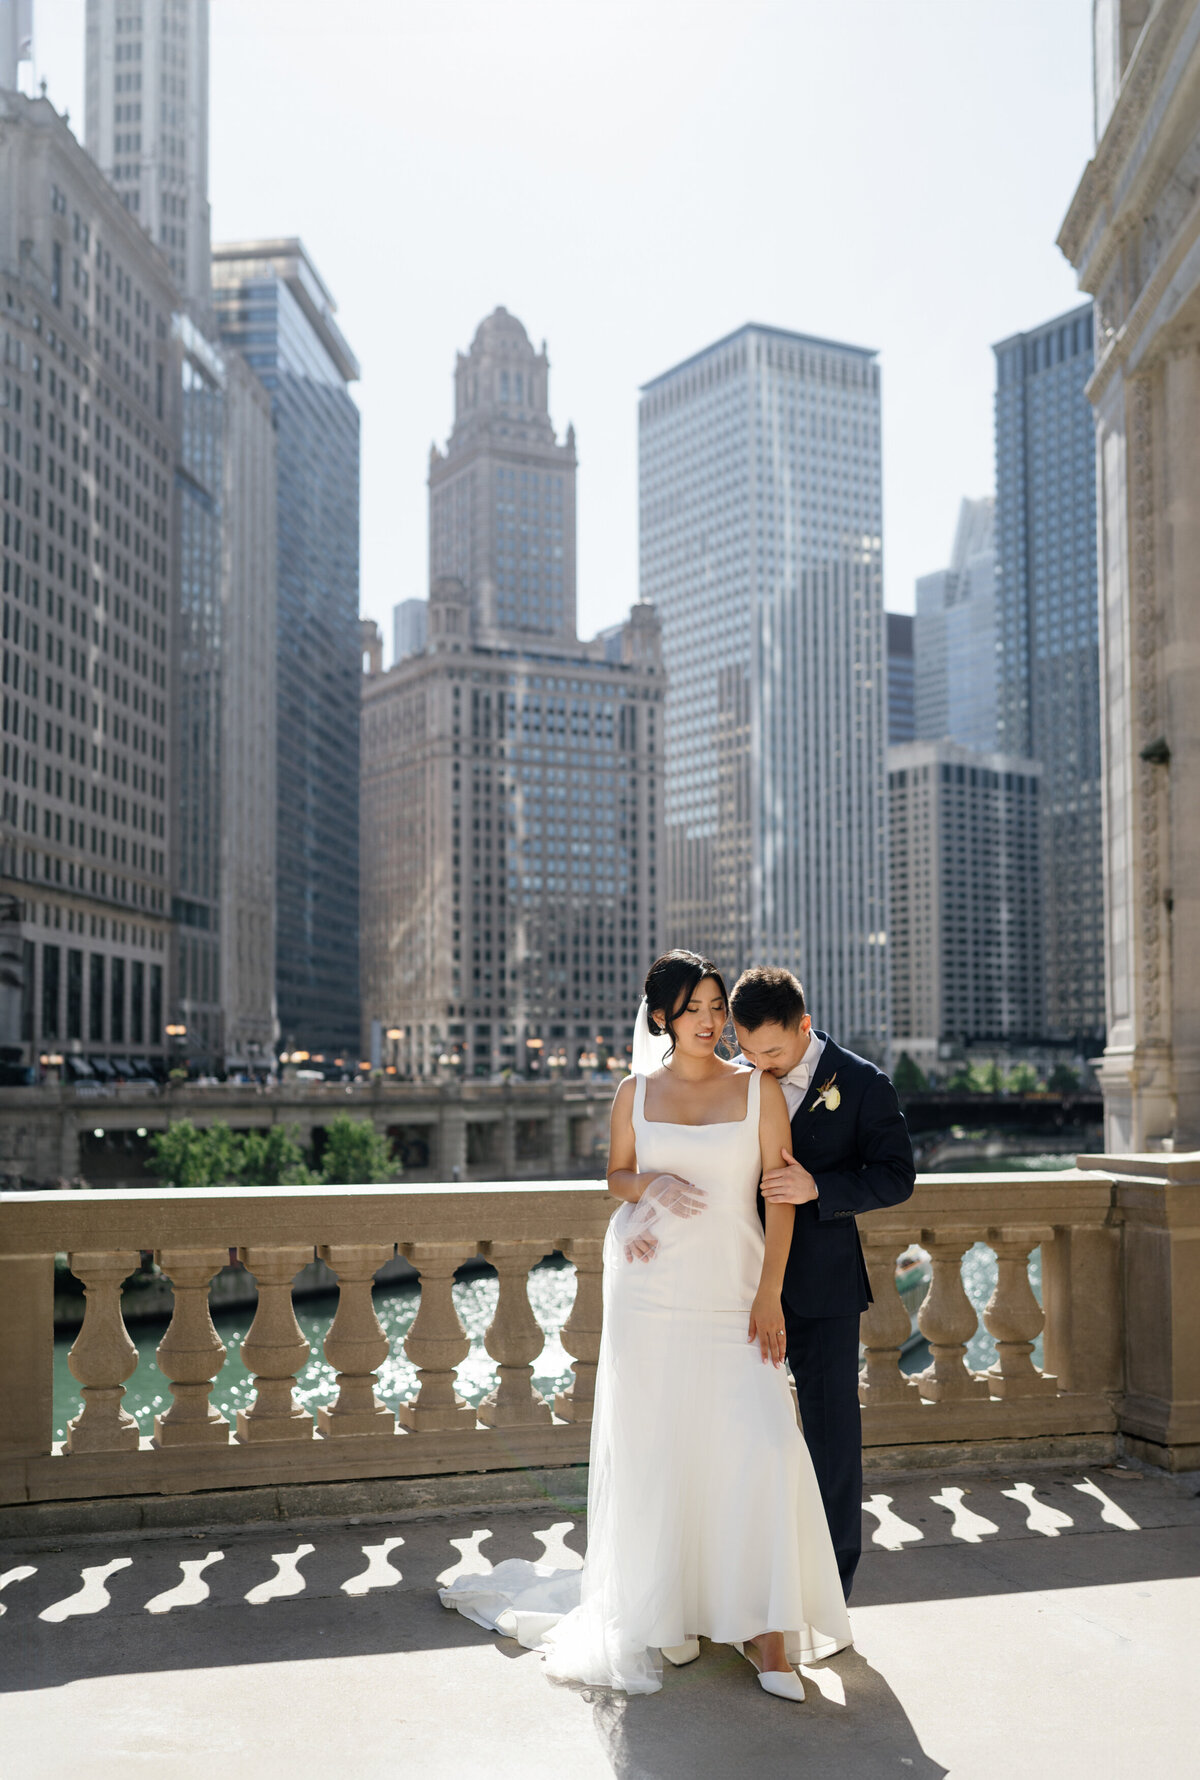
[111,955,126,1044]
[149,961,162,1044]
[41,943,61,1039]
[89,952,105,1042]
[131,958,145,1045]
[21,940,34,1041]
[67,947,83,1039]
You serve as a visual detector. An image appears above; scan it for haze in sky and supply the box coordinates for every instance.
[30,0,1093,657]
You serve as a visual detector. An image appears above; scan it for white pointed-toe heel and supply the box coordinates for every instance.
[662,1638,701,1666]
[733,1641,806,1702]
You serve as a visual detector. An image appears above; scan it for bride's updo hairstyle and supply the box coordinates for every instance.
[644,949,730,1059]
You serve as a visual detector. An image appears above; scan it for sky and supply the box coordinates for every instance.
[30,0,1094,657]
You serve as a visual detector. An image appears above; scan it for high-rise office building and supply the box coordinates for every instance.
[914,496,997,751]
[888,739,1043,1066]
[213,239,361,1059]
[994,304,1102,1044]
[392,597,426,664]
[430,306,576,646]
[361,309,663,1079]
[639,324,887,1056]
[84,0,212,307]
[173,315,277,1071]
[1,89,176,1072]
[886,612,914,745]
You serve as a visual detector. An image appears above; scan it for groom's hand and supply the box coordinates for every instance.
[761,1149,819,1205]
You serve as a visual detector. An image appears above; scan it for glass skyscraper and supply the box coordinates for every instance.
[213,239,361,1058]
[993,303,1103,1044]
[914,496,998,752]
[639,324,887,1058]
[886,612,915,745]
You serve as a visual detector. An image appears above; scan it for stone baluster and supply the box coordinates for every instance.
[554,1237,604,1424]
[316,1243,396,1438]
[915,1238,990,1401]
[152,1248,231,1446]
[477,1240,553,1428]
[982,1227,1057,1397]
[65,1251,141,1454]
[858,1236,920,1405]
[234,1246,315,1442]
[396,1242,477,1432]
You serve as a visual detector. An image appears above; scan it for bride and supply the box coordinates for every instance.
[440,949,851,1697]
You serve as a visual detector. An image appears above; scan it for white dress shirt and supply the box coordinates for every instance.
[779,1032,827,1119]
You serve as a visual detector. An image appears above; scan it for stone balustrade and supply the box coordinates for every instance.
[1,1154,1197,1511]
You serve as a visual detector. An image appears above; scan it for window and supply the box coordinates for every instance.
[89,951,105,1041]
[41,942,61,1039]
[111,955,125,1043]
[67,947,83,1039]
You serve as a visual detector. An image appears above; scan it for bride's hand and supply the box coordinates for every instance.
[748,1290,787,1368]
[618,1174,703,1263]
[642,1173,706,1219]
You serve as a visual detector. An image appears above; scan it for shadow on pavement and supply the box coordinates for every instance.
[588,1643,947,1780]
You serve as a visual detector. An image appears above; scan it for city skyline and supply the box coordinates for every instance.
[27,0,1093,652]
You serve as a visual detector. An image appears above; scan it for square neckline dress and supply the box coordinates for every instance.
[440,1066,851,1693]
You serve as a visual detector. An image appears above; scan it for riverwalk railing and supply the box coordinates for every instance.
[1,1155,1197,1508]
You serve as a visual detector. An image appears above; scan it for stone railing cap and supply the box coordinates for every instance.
[1076,1152,1200,1185]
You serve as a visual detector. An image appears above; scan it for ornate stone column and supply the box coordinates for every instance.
[915,1240,989,1402]
[65,1252,141,1453]
[153,1248,231,1446]
[858,1235,920,1405]
[234,1246,314,1442]
[477,1240,552,1428]
[981,1228,1057,1398]
[554,1236,604,1423]
[396,1241,476,1432]
[316,1243,396,1438]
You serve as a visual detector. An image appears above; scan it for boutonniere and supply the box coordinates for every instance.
[812,1074,841,1112]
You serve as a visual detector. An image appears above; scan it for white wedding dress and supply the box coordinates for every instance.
[439,1066,851,1693]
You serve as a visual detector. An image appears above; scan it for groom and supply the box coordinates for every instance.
[730,967,916,1599]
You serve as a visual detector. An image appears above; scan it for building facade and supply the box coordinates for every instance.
[392,596,426,665]
[172,314,276,1071]
[213,238,360,1061]
[1,89,176,1072]
[639,323,887,1057]
[888,740,1043,1067]
[994,304,1102,1046]
[914,495,998,751]
[886,611,914,745]
[361,310,663,1079]
[1059,0,1200,1150]
[84,0,212,308]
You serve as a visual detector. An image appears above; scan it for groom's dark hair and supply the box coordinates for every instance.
[729,967,807,1032]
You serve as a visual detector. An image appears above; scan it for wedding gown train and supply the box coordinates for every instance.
[439,1067,852,1693]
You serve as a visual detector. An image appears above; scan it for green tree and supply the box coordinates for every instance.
[893,1051,928,1093]
[236,1125,318,1186]
[1006,1062,1041,1095]
[1046,1062,1080,1094]
[148,1119,241,1189]
[319,1114,403,1185]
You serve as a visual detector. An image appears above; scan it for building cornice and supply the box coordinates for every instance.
[1059,0,1193,268]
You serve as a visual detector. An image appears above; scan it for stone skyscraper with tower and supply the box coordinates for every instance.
[360,309,663,1079]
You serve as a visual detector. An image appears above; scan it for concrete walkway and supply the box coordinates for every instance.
[2,1465,1198,1779]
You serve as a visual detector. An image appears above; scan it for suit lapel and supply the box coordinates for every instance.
[795,1033,844,1120]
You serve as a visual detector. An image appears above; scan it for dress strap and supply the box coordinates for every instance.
[633,1071,647,1126]
[748,1065,763,1125]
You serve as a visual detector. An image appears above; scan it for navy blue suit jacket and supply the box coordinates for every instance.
[758,1034,916,1321]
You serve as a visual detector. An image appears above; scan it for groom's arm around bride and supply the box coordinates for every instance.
[730,965,916,1602]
